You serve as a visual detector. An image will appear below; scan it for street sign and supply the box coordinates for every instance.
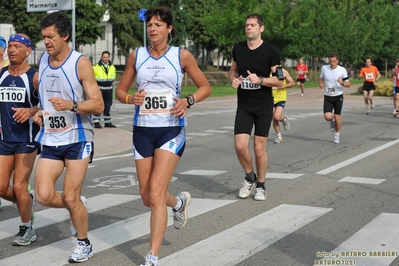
[138,9,147,22]
[27,0,73,12]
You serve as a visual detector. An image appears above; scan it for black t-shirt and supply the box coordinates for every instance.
[232,41,281,107]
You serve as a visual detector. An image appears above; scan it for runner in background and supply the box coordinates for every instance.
[295,58,308,97]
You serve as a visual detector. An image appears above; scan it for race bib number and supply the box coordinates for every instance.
[42,110,73,133]
[298,71,303,75]
[326,86,337,95]
[0,87,26,103]
[139,90,174,114]
[366,73,374,79]
[240,78,261,90]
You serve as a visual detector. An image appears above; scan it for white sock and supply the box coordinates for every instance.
[335,132,340,137]
[22,221,31,227]
[173,196,182,211]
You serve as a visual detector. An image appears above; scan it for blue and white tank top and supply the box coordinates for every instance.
[134,46,186,127]
[0,67,40,142]
[36,51,94,146]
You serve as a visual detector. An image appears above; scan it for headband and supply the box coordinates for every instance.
[0,36,5,49]
[8,34,32,48]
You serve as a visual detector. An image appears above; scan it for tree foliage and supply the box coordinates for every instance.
[1,0,399,70]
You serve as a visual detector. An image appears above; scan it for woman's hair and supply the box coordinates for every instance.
[145,6,175,37]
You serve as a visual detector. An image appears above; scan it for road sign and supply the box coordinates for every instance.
[138,8,147,22]
[27,0,73,12]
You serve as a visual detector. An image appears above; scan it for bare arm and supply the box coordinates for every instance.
[280,69,295,89]
[116,50,142,105]
[72,56,104,114]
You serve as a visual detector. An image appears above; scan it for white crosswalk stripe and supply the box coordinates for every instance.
[1,194,399,265]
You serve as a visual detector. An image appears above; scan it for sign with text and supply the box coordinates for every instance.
[27,0,72,12]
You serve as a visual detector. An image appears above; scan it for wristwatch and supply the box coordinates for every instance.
[71,101,78,112]
[186,94,195,108]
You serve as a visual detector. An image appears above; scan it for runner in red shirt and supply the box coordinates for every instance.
[295,58,308,96]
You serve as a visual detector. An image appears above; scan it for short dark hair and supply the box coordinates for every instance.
[246,14,265,28]
[102,51,110,56]
[329,53,339,60]
[40,11,72,42]
[145,7,175,37]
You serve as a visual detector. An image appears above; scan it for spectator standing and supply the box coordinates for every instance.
[93,51,117,128]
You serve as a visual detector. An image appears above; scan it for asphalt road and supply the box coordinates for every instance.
[1,86,399,266]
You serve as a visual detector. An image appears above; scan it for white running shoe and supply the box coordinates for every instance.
[333,135,340,144]
[283,116,290,131]
[393,110,398,117]
[274,136,283,144]
[140,250,157,266]
[330,120,335,132]
[367,110,371,115]
[254,187,267,201]
[239,179,256,199]
[68,241,93,263]
[70,196,87,237]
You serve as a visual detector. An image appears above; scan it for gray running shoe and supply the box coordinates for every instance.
[13,225,37,246]
[173,191,192,229]
[254,187,267,201]
[70,196,87,237]
[330,119,335,132]
[68,241,93,263]
[283,116,290,131]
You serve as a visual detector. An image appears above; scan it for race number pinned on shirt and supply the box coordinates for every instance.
[326,85,337,95]
[42,110,73,133]
[140,89,174,114]
[240,78,261,90]
[0,87,26,103]
[366,73,374,80]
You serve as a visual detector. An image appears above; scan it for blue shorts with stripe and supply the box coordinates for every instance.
[132,126,186,160]
[40,142,94,163]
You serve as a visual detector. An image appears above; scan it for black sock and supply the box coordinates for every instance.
[78,238,90,245]
[245,171,256,182]
[256,181,265,189]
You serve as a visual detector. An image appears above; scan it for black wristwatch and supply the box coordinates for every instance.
[71,101,78,112]
[186,94,195,108]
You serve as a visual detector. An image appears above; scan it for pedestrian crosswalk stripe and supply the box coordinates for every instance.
[318,213,399,265]
[338,176,385,185]
[0,197,235,265]
[267,173,304,179]
[0,194,139,240]
[160,204,332,266]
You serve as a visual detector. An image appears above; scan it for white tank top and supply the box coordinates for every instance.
[36,51,94,146]
[133,46,186,127]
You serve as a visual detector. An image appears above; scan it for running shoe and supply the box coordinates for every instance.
[70,196,87,237]
[393,110,398,117]
[68,241,93,263]
[239,177,257,199]
[366,110,371,115]
[140,250,157,266]
[333,135,340,144]
[173,191,192,229]
[330,120,335,132]
[254,187,267,201]
[301,93,304,97]
[13,225,37,246]
[283,116,290,131]
[274,136,283,144]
